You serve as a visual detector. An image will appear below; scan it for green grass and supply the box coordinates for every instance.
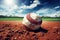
[0,17,23,21]
[0,17,60,21]
[42,17,60,21]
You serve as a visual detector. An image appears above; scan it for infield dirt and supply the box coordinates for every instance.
[0,21,60,40]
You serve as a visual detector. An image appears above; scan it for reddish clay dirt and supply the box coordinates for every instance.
[0,21,60,40]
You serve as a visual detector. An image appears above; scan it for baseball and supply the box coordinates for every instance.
[22,13,42,30]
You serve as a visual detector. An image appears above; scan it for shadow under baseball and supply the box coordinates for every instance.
[28,27,48,33]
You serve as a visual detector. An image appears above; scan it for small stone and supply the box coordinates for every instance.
[13,37,17,40]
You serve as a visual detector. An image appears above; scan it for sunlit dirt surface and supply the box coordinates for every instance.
[0,21,60,40]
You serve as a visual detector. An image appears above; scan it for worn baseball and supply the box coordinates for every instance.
[22,13,42,30]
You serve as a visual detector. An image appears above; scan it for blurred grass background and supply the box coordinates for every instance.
[0,17,60,21]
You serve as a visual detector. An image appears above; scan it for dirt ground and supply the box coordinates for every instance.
[0,21,60,40]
